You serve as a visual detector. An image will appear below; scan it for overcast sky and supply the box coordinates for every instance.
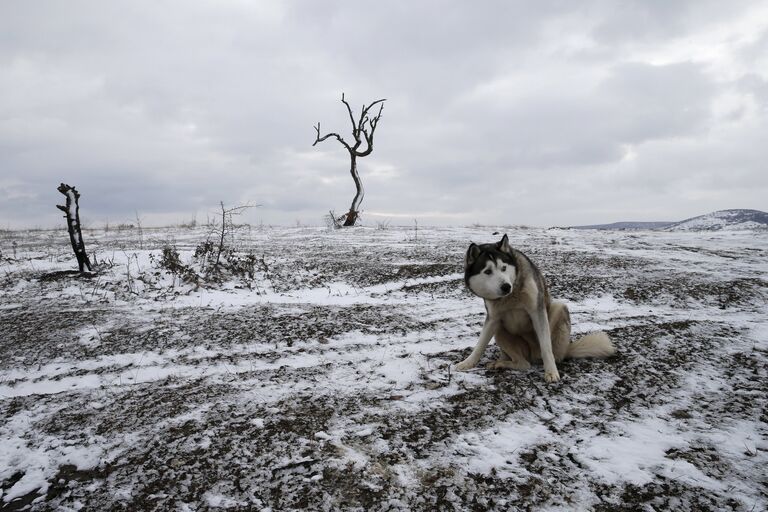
[1,1,767,229]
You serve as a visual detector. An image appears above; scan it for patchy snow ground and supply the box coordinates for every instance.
[0,225,766,511]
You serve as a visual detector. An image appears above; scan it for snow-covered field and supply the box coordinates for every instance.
[0,225,766,511]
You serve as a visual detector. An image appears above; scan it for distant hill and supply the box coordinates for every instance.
[571,221,675,230]
[665,209,768,231]
[571,209,768,231]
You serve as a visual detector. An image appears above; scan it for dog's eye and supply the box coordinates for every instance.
[501,266,507,271]
[484,269,492,275]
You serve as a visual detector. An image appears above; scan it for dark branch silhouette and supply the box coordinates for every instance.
[313,93,386,226]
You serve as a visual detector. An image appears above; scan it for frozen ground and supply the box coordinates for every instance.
[0,224,766,511]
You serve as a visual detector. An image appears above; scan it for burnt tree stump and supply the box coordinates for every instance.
[56,183,93,274]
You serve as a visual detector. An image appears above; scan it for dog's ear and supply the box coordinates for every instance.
[497,234,511,253]
[465,243,481,266]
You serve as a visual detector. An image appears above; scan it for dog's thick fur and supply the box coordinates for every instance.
[455,234,615,382]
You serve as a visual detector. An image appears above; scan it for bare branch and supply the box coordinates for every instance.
[357,105,366,135]
[361,99,386,124]
[354,99,384,142]
[341,93,358,139]
[313,122,352,152]
[223,202,261,217]
[356,101,385,157]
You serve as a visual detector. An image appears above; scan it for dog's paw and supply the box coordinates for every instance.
[544,368,561,383]
[454,359,476,371]
[487,360,531,370]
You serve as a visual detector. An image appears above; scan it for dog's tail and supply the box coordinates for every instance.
[567,331,615,359]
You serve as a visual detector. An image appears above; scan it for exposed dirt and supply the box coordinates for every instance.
[0,226,766,511]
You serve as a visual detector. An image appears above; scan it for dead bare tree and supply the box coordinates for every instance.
[313,93,386,227]
[56,183,93,274]
[214,201,254,269]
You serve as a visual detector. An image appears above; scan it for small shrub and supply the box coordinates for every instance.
[324,210,343,230]
[152,246,200,286]
[194,241,216,272]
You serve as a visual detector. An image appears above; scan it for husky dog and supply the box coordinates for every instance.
[455,234,615,382]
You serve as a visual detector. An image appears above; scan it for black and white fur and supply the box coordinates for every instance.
[455,234,615,382]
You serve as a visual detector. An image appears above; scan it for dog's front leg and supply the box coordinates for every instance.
[529,308,560,383]
[455,316,499,371]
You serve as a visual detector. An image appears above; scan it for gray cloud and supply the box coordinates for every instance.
[1,0,766,229]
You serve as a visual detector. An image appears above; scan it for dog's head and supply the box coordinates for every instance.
[464,234,517,300]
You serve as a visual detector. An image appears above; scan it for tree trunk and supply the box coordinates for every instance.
[343,153,363,226]
[56,183,93,274]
